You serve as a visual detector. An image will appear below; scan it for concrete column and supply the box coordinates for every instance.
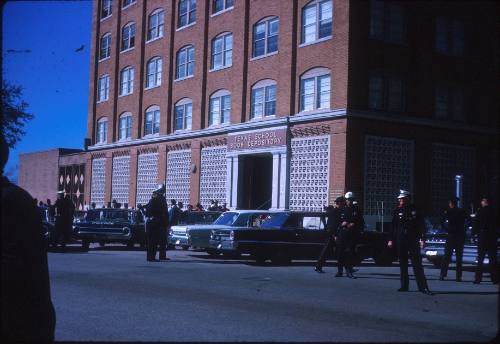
[231,156,239,209]
[271,153,281,209]
[129,149,138,207]
[279,153,289,210]
[226,157,233,208]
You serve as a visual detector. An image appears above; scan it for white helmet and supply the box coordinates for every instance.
[153,183,166,194]
[397,189,411,199]
[344,191,354,199]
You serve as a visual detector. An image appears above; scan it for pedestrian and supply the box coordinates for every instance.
[64,194,75,244]
[91,202,96,209]
[47,198,55,222]
[220,203,229,212]
[169,199,181,226]
[142,184,169,261]
[112,199,121,208]
[315,197,345,273]
[208,200,217,211]
[53,191,67,249]
[388,190,432,294]
[1,134,56,342]
[195,202,204,211]
[38,200,44,207]
[187,204,194,212]
[472,196,498,284]
[439,197,467,281]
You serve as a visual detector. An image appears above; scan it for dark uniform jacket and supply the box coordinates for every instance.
[145,195,169,228]
[343,204,365,232]
[441,207,467,237]
[325,207,341,235]
[473,205,497,240]
[391,204,424,242]
[1,176,56,341]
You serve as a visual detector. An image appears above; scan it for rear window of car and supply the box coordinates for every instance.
[301,216,325,230]
[85,210,132,222]
[260,213,290,229]
[184,212,220,224]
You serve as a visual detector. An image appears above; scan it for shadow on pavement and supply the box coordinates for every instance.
[431,291,499,295]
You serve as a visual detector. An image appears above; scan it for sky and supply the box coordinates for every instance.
[2,0,93,182]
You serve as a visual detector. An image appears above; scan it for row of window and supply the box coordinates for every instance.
[99,0,332,61]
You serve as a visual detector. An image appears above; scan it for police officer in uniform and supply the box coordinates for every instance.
[388,190,432,294]
[472,196,498,284]
[439,197,467,281]
[53,190,69,249]
[315,197,345,273]
[335,192,361,278]
[143,184,168,262]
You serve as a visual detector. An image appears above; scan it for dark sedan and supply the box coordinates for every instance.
[73,208,146,250]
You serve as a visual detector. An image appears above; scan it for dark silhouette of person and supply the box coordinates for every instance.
[473,196,499,284]
[1,134,56,341]
[315,197,345,273]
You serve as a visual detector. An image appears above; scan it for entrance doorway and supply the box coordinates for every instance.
[239,154,273,209]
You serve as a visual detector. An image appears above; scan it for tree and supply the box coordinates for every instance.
[1,80,34,148]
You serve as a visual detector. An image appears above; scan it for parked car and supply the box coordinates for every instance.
[40,206,55,248]
[170,210,273,254]
[209,211,396,265]
[73,208,146,250]
[168,211,222,250]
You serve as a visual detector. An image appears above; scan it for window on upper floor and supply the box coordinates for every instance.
[368,72,405,112]
[176,45,195,79]
[178,0,196,29]
[100,33,111,60]
[213,0,234,14]
[209,90,231,126]
[174,99,193,131]
[435,16,464,56]
[253,17,279,58]
[301,0,332,44]
[147,9,164,41]
[300,68,331,112]
[435,84,464,122]
[119,112,133,140]
[146,57,162,88]
[122,0,135,9]
[121,22,136,51]
[98,74,110,102]
[211,32,232,70]
[119,66,134,96]
[101,0,112,19]
[144,106,160,136]
[251,80,276,119]
[97,117,108,143]
[369,0,404,44]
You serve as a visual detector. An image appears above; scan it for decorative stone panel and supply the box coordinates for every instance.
[200,146,227,209]
[111,155,130,206]
[289,135,330,211]
[165,149,191,206]
[364,136,414,216]
[90,158,106,207]
[136,153,159,206]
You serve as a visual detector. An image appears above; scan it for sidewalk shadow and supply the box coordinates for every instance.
[431,291,499,295]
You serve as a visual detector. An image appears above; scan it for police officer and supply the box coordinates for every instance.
[388,190,432,294]
[63,194,75,244]
[143,184,169,262]
[472,196,498,284]
[53,191,70,249]
[315,197,345,273]
[439,197,467,281]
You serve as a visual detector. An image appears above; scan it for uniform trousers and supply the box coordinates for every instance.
[316,233,335,270]
[145,219,160,261]
[397,237,428,290]
[440,235,465,279]
[158,226,167,260]
[475,236,499,283]
[337,229,355,274]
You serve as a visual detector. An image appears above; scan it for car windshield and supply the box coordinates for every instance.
[260,213,290,229]
[85,210,131,222]
[183,212,219,225]
[213,212,239,225]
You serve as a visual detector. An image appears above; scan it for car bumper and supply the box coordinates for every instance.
[209,239,238,251]
[168,234,190,246]
[75,231,132,242]
[423,247,497,265]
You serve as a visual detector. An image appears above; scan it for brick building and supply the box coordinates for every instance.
[84,0,498,228]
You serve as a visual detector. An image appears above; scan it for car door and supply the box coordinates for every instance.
[295,213,329,258]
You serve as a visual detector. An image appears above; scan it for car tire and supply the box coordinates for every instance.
[126,242,134,249]
[222,251,240,259]
[181,245,190,251]
[430,257,442,269]
[82,240,90,251]
[271,251,291,265]
[206,248,219,256]
[167,244,175,250]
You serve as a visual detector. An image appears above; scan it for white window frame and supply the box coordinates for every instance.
[147,9,164,42]
[178,0,196,29]
[101,0,112,19]
[300,68,331,112]
[252,16,279,58]
[212,0,234,15]
[211,32,233,70]
[119,66,134,96]
[145,57,162,88]
[301,0,332,45]
[99,33,111,60]
[209,90,231,126]
[174,98,193,131]
[118,112,133,140]
[176,45,195,80]
[122,0,136,9]
[97,117,108,144]
[121,22,136,52]
[250,79,277,119]
[98,74,110,102]
[144,106,160,136]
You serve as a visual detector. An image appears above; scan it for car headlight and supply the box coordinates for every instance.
[426,250,437,256]
[229,230,234,240]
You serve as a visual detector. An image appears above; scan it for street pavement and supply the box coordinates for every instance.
[48,245,499,342]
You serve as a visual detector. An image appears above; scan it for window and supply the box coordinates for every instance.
[100,33,111,59]
[178,0,196,28]
[121,22,136,51]
[146,57,162,88]
[101,0,112,19]
[435,84,464,121]
[147,9,164,41]
[176,46,195,79]
[119,113,132,140]
[301,0,332,44]
[122,0,135,8]
[368,72,405,112]
[251,80,276,119]
[97,117,108,143]
[369,0,404,43]
[98,74,110,102]
[144,106,160,135]
[253,17,279,58]
[174,99,193,131]
[300,68,330,112]
[213,0,233,14]
[435,16,464,56]
[211,33,232,70]
[209,90,231,126]
[119,66,134,96]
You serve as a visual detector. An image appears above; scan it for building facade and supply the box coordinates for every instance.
[84,0,498,228]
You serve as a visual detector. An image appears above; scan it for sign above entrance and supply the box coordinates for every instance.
[227,128,287,151]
